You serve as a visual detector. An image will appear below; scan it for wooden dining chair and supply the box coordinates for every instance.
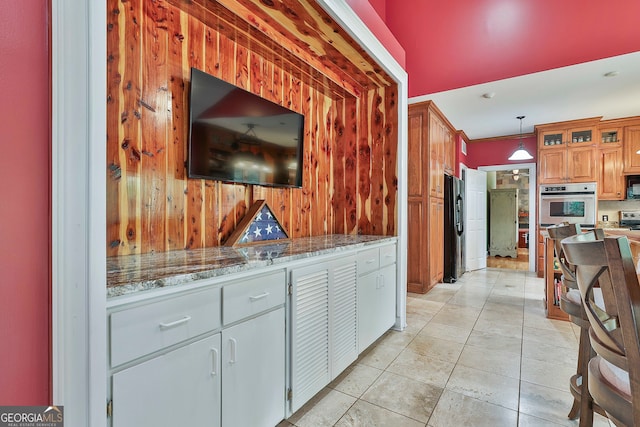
[547,223,604,425]
[561,234,640,426]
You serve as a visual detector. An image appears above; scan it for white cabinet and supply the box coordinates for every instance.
[358,244,397,353]
[112,333,221,427]
[222,307,285,427]
[289,256,357,414]
[108,270,286,427]
[107,238,397,426]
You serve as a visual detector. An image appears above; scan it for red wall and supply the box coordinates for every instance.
[0,2,51,404]
[347,0,405,68]
[466,136,537,169]
[384,0,640,96]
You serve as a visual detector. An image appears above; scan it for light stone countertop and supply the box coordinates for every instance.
[107,235,396,298]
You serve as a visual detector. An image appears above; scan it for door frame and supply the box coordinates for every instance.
[478,163,537,271]
[52,2,408,425]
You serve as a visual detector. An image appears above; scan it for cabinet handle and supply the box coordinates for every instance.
[379,275,385,288]
[229,338,237,364]
[366,259,376,264]
[249,292,270,301]
[158,315,191,330]
[210,347,218,376]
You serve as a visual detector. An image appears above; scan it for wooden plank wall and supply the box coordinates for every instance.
[106,0,397,256]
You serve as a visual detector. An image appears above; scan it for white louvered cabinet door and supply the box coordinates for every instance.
[330,260,358,378]
[289,256,358,414]
[290,263,331,413]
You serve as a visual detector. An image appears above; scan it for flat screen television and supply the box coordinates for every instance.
[188,67,304,188]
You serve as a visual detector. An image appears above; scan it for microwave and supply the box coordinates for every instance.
[539,182,597,227]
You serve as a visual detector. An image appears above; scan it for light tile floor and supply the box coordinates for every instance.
[279,268,613,427]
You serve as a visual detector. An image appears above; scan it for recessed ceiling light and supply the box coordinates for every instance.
[482,92,496,99]
[604,71,620,77]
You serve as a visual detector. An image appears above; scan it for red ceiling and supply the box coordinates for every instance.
[379,0,640,97]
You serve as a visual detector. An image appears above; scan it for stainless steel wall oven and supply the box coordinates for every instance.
[539,182,596,227]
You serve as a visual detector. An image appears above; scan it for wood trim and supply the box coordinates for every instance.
[534,116,603,132]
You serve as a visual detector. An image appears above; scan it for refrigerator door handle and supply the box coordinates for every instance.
[455,194,464,235]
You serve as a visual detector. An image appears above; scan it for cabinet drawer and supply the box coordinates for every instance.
[379,244,397,267]
[110,287,221,367]
[357,248,380,276]
[223,270,285,325]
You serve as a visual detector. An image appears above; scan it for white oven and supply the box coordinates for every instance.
[539,182,597,227]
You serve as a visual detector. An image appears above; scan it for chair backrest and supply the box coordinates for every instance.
[562,233,640,425]
[547,223,581,287]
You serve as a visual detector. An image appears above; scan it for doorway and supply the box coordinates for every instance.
[479,163,537,271]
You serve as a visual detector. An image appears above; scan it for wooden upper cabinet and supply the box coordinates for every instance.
[598,147,624,200]
[429,111,445,198]
[568,145,597,182]
[536,118,599,183]
[623,125,640,174]
[443,128,455,176]
[408,111,426,198]
[538,149,567,183]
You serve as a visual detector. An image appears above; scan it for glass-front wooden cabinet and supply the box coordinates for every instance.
[536,119,599,184]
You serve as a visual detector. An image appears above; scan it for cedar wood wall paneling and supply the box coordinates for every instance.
[106,0,397,256]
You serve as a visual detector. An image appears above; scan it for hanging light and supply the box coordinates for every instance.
[508,115,533,161]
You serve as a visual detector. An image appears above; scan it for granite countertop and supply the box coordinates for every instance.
[107,235,396,298]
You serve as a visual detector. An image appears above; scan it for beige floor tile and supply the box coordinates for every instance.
[419,321,472,344]
[517,413,566,426]
[406,334,465,362]
[430,304,481,329]
[457,344,521,379]
[329,364,383,398]
[523,311,575,332]
[287,388,356,427]
[466,329,522,355]
[427,389,518,427]
[521,337,578,365]
[520,356,577,392]
[446,364,520,410]
[358,342,404,370]
[406,298,445,318]
[522,325,578,350]
[404,313,432,335]
[377,329,416,348]
[361,371,442,423]
[518,381,612,427]
[334,399,424,427]
[387,347,456,388]
[473,317,524,339]
[418,287,457,303]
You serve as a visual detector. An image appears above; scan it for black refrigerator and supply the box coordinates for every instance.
[443,174,465,283]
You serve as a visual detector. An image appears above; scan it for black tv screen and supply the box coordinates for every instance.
[188,67,304,188]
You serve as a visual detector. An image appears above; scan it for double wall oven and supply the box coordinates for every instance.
[539,182,597,228]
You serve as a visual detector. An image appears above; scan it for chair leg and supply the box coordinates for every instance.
[568,397,580,420]
[577,328,594,427]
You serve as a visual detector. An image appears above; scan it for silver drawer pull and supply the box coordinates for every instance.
[384,254,394,258]
[365,259,376,264]
[158,315,191,330]
[249,292,270,301]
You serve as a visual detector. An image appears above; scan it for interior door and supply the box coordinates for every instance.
[464,168,487,271]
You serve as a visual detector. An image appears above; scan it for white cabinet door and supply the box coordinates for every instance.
[112,334,221,427]
[358,262,397,353]
[222,307,285,427]
[289,256,357,413]
[378,263,397,333]
[290,263,331,413]
[358,270,379,353]
[331,260,358,378]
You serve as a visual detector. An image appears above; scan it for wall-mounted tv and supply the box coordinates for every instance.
[188,67,304,188]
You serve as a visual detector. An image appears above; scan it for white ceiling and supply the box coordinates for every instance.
[410,51,640,140]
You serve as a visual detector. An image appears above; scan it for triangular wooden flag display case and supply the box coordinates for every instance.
[224,200,289,246]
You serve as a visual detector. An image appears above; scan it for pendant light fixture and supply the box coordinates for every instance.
[508,115,533,161]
